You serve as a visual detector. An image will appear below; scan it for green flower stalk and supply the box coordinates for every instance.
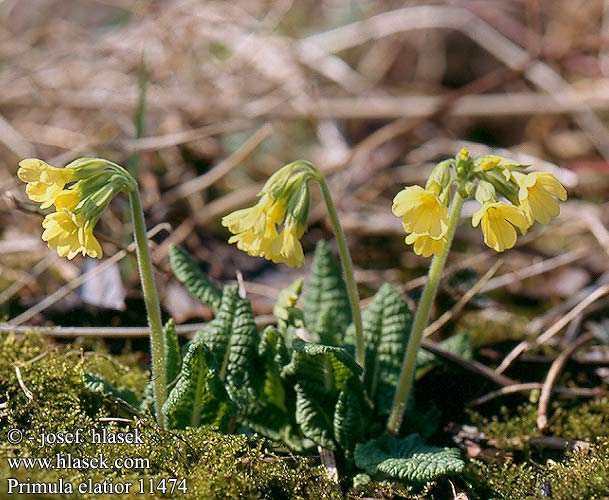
[386,148,568,435]
[18,157,167,428]
[221,160,366,372]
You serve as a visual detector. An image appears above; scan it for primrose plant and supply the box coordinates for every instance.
[386,148,567,434]
[18,158,168,428]
[18,148,567,486]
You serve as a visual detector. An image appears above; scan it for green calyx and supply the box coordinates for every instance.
[261,160,318,201]
[62,160,137,223]
[284,180,311,232]
[481,169,519,204]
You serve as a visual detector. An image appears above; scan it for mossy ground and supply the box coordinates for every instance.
[1,332,608,500]
[461,401,609,500]
[0,333,340,499]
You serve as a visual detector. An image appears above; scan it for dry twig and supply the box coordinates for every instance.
[537,332,595,432]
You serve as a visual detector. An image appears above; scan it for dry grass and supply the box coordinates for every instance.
[1,0,609,341]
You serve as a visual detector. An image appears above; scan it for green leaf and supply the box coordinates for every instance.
[163,318,182,384]
[294,383,335,450]
[161,340,233,430]
[234,325,297,442]
[354,433,464,484]
[193,288,299,442]
[273,278,305,332]
[194,285,260,403]
[282,340,363,381]
[347,283,412,418]
[334,377,368,458]
[83,373,141,413]
[258,326,289,410]
[169,244,222,311]
[283,340,365,451]
[315,307,345,347]
[302,241,351,344]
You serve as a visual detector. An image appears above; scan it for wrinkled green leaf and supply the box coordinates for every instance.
[302,241,351,344]
[83,373,141,412]
[258,326,289,410]
[347,283,412,418]
[169,244,222,311]
[283,340,365,451]
[354,433,464,484]
[163,318,182,384]
[194,285,260,403]
[234,325,296,442]
[294,382,335,450]
[161,341,233,430]
[334,377,368,458]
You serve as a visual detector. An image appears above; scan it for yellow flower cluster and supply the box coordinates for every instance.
[221,151,567,267]
[19,159,103,259]
[222,168,310,267]
[18,158,133,260]
[392,150,567,255]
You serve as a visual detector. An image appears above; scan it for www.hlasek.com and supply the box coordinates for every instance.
[5,427,188,495]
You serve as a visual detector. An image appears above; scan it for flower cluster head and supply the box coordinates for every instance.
[222,161,316,267]
[393,148,567,256]
[18,158,136,259]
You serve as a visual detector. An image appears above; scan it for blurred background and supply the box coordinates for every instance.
[1,0,608,334]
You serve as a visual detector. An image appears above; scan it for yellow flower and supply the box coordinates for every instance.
[222,163,314,267]
[472,202,530,252]
[42,210,102,259]
[392,185,448,238]
[513,172,567,224]
[77,221,103,259]
[404,233,446,258]
[53,188,81,211]
[277,222,305,267]
[18,159,75,209]
[228,223,281,259]
[222,194,285,236]
[223,192,309,266]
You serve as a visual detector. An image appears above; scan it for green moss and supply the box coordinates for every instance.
[464,442,609,500]
[0,333,341,499]
[463,402,609,499]
[469,399,609,449]
[3,332,609,499]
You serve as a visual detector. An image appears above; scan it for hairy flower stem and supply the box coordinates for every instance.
[316,174,365,374]
[128,188,166,428]
[387,191,464,435]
